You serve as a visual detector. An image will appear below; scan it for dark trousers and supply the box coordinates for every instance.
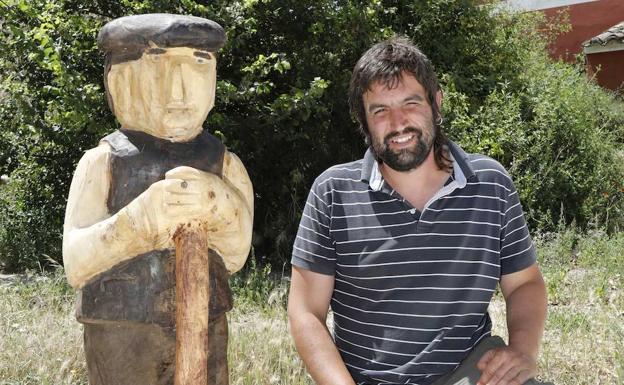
[431,336,553,385]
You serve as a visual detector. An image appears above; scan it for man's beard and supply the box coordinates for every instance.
[371,125,434,172]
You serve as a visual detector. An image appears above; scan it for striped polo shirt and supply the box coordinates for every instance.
[291,141,536,385]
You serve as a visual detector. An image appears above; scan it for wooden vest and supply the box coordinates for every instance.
[77,129,231,325]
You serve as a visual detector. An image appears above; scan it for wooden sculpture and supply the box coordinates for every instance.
[62,14,253,385]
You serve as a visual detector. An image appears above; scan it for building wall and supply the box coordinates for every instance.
[498,0,624,91]
[539,0,624,61]
[586,49,624,91]
[499,0,624,61]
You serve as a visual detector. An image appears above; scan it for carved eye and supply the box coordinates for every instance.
[146,48,166,61]
[194,51,213,62]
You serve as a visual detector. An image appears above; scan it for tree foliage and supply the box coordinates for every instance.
[1,0,623,271]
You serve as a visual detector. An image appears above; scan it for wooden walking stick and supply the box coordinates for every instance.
[174,225,210,385]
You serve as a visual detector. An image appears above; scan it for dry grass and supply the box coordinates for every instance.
[490,228,624,385]
[228,304,311,385]
[489,287,623,385]
[0,274,87,385]
[0,229,622,384]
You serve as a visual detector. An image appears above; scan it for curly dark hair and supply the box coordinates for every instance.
[348,36,450,171]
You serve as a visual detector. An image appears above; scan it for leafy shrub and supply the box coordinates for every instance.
[230,253,289,311]
[444,42,624,231]
[1,0,623,271]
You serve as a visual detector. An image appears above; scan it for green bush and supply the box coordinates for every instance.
[1,0,623,271]
[444,42,624,231]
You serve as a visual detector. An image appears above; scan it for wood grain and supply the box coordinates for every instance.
[174,226,210,385]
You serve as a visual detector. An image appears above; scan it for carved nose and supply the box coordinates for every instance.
[170,64,184,103]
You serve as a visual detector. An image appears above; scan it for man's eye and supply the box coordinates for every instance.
[373,108,387,116]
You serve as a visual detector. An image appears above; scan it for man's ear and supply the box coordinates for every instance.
[435,89,443,111]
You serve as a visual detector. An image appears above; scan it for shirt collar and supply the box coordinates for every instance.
[360,140,475,191]
[448,140,475,183]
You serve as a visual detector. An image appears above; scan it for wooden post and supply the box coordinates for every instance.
[174,227,210,385]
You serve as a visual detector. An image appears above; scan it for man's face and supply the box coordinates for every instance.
[107,47,217,142]
[363,72,439,172]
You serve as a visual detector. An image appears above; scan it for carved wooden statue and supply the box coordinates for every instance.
[62,14,253,385]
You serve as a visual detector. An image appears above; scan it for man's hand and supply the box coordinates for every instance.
[165,165,253,273]
[476,263,547,385]
[476,345,537,385]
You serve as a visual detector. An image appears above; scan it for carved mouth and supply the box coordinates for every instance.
[165,102,194,113]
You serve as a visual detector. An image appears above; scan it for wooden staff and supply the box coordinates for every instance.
[174,226,210,385]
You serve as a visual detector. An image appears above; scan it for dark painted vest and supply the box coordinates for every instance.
[76,129,231,385]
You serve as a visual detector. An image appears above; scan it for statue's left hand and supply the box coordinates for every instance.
[163,165,253,273]
[163,166,234,225]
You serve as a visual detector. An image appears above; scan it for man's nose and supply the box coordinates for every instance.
[169,63,185,103]
[389,108,408,131]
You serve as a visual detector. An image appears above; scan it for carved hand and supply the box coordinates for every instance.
[129,166,248,251]
[165,165,252,273]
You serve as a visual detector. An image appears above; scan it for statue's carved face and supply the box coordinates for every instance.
[107,47,216,142]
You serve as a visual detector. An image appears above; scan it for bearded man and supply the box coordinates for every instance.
[288,37,550,385]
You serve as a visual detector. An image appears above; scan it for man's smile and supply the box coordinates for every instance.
[389,133,415,145]
[384,128,421,150]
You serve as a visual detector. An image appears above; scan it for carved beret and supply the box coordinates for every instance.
[98,13,226,60]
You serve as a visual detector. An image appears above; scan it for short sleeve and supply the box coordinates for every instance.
[500,182,537,275]
[291,176,336,275]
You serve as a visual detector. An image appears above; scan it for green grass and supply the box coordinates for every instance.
[1,228,623,384]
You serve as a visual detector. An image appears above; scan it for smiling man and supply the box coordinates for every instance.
[288,37,550,385]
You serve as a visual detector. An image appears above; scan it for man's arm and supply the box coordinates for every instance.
[288,266,356,385]
[477,263,547,385]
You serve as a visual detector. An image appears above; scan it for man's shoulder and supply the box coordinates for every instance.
[311,159,365,190]
[464,153,513,186]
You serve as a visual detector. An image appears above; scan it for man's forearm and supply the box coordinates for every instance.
[290,312,356,385]
[477,266,547,385]
[505,278,547,359]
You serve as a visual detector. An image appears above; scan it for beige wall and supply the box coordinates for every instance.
[499,0,598,12]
